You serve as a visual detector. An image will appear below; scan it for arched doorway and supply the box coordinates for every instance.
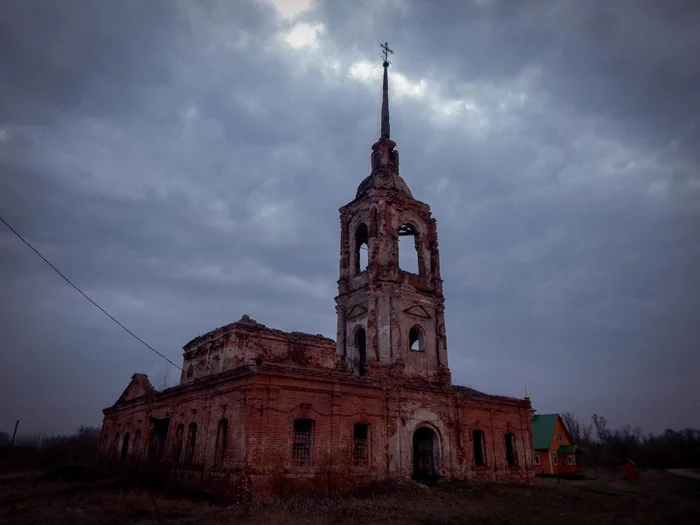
[412,426,439,483]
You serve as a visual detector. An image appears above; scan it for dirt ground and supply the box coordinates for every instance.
[1,468,698,525]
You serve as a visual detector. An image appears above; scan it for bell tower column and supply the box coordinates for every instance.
[334,44,451,384]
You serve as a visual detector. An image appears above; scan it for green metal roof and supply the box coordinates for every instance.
[531,414,559,449]
[557,445,578,454]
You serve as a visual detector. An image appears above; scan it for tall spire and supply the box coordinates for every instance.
[380,42,393,139]
[356,41,412,200]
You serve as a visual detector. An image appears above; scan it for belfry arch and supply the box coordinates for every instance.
[354,223,369,273]
[398,223,420,274]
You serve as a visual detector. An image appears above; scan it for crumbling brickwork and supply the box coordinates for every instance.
[100,58,536,498]
[102,365,535,498]
[179,315,336,384]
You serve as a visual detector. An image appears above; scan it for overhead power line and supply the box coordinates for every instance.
[0,215,182,371]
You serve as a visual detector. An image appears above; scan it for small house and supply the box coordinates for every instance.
[531,413,584,476]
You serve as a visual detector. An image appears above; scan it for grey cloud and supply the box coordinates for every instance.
[1,0,699,435]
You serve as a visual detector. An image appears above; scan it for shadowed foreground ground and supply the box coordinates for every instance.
[1,468,698,524]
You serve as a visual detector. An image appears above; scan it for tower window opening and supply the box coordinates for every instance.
[398,223,419,274]
[354,223,369,274]
[354,327,367,376]
[409,326,425,352]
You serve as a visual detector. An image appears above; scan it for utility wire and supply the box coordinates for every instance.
[0,215,182,371]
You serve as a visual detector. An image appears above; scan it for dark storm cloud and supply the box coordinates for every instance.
[1,0,699,435]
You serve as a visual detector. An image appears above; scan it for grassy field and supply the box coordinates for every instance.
[1,468,698,524]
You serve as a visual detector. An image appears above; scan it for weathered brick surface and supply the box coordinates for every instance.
[179,315,336,384]
[102,365,535,497]
[100,68,536,497]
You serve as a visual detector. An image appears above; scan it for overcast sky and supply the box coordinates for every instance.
[1,0,699,437]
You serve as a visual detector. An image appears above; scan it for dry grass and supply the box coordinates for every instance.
[0,468,698,525]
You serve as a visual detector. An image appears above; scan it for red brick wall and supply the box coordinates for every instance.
[180,318,336,385]
[101,365,535,498]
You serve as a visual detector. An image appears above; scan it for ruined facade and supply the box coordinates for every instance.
[100,58,536,497]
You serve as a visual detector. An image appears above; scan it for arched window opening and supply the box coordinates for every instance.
[354,423,370,466]
[186,365,193,380]
[120,433,130,461]
[505,433,517,467]
[354,327,367,376]
[292,418,314,466]
[185,422,197,464]
[112,433,120,457]
[409,326,425,352]
[215,419,229,465]
[133,430,141,459]
[354,223,369,274]
[472,429,486,467]
[173,424,184,463]
[398,223,419,274]
[148,417,170,460]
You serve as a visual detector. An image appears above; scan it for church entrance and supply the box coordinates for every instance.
[412,427,439,483]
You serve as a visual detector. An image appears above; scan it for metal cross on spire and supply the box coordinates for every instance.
[379,42,393,138]
[380,41,394,66]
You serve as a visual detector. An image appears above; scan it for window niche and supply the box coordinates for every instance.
[353,423,369,466]
[112,433,120,457]
[133,430,141,459]
[409,326,425,352]
[472,429,486,467]
[149,418,170,460]
[173,424,185,463]
[354,327,367,376]
[398,223,420,274]
[215,419,229,465]
[185,422,197,464]
[120,433,130,461]
[354,223,369,274]
[292,419,314,466]
[504,433,517,467]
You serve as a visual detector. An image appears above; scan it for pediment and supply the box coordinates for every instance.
[403,305,432,319]
[116,373,155,405]
[345,304,368,320]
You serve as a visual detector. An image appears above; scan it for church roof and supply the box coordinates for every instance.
[355,168,413,200]
[531,413,560,449]
[183,314,334,351]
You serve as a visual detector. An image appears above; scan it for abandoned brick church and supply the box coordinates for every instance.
[100,55,536,496]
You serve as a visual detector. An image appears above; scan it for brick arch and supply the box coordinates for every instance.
[395,210,431,277]
[411,423,442,482]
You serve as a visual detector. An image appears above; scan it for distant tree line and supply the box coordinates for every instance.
[562,412,700,468]
[0,426,100,470]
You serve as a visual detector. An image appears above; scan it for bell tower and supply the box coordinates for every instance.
[335,45,450,383]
